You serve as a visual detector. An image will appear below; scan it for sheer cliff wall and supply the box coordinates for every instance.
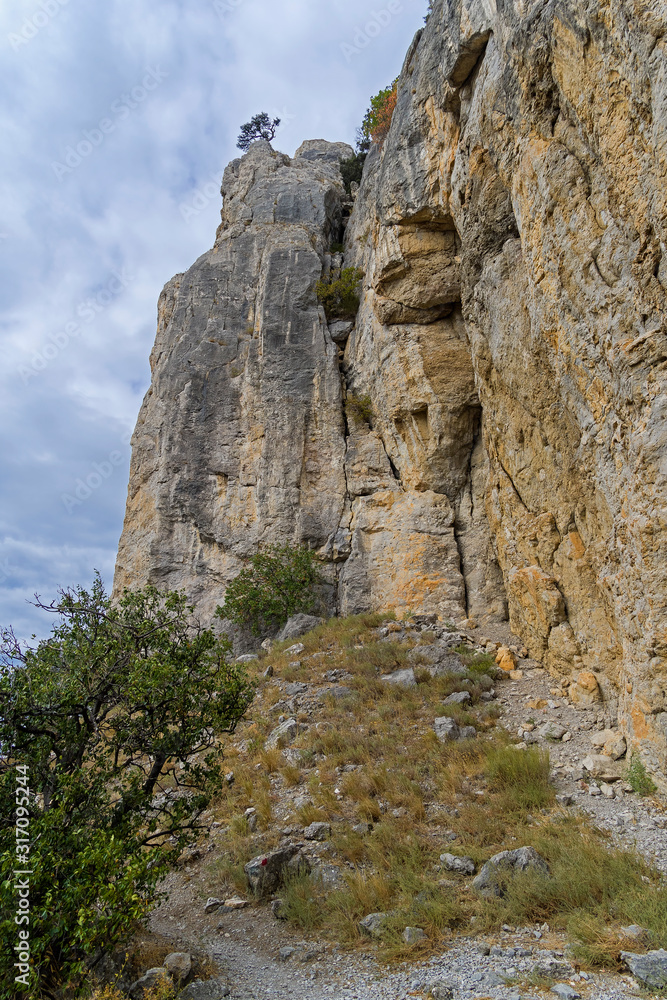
[115,0,667,776]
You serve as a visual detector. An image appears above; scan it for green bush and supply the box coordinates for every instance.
[0,577,253,999]
[339,152,366,195]
[346,393,373,425]
[624,755,657,796]
[316,267,364,320]
[217,544,321,637]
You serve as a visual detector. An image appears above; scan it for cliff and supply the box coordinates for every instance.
[115,0,667,777]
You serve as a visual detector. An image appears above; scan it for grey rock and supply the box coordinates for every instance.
[235,653,258,663]
[128,968,170,999]
[556,794,574,807]
[440,852,476,875]
[409,646,466,676]
[285,643,306,656]
[265,717,298,749]
[581,754,623,782]
[179,980,231,1000]
[539,722,567,741]
[279,946,295,962]
[551,988,580,1000]
[434,717,461,742]
[460,725,477,739]
[303,821,331,841]
[319,684,353,701]
[380,668,417,688]
[244,844,310,899]
[621,949,667,988]
[444,690,471,706]
[533,958,574,979]
[472,847,550,897]
[403,926,427,944]
[262,664,274,678]
[329,320,354,343]
[163,952,191,985]
[284,682,307,696]
[352,822,372,835]
[359,912,389,938]
[204,897,225,913]
[271,898,286,919]
[277,614,324,641]
[620,924,652,945]
[428,981,454,1000]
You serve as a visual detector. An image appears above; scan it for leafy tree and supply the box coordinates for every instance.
[236,112,281,152]
[356,79,398,152]
[316,267,364,320]
[0,577,254,999]
[217,544,321,637]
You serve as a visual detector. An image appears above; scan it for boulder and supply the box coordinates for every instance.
[245,844,310,899]
[581,754,623,782]
[179,980,231,1000]
[434,717,461,742]
[303,821,331,841]
[472,846,550,897]
[496,646,518,672]
[277,615,324,642]
[539,721,567,740]
[265,718,298,750]
[128,968,171,999]
[163,952,191,985]
[569,671,601,706]
[444,690,471,706]
[380,668,417,688]
[621,949,667,988]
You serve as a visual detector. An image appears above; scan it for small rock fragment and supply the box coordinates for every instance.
[472,846,550,897]
[224,897,249,909]
[539,722,567,741]
[403,926,427,944]
[440,852,476,875]
[163,953,192,985]
[551,986,581,1000]
[279,946,295,962]
[428,981,455,1000]
[285,642,306,655]
[303,821,331,841]
[359,912,389,938]
[204,897,225,913]
[444,690,471,705]
[265,717,298,750]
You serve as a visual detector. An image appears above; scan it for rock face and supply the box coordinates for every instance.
[115,1,667,778]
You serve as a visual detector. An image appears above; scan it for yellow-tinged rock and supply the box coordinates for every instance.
[496,646,518,672]
[509,669,524,680]
[569,670,602,705]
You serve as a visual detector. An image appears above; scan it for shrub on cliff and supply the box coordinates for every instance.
[316,267,364,320]
[340,151,366,195]
[356,79,398,151]
[217,544,321,637]
[0,577,253,999]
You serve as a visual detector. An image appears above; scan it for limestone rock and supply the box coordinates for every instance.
[472,846,550,897]
[380,668,417,688]
[129,969,171,999]
[163,953,192,985]
[440,852,475,875]
[303,821,331,841]
[359,912,389,938]
[265,718,298,750]
[244,844,309,899]
[434,717,460,742]
[581,754,623,782]
[277,614,324,642]
[621,949,667,989]
[403,926,427,944]
[180,982,231,1000]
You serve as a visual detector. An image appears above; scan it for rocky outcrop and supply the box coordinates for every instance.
[116,0,667,778]
[343,0,667,778]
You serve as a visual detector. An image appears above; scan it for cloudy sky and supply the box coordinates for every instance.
[0,0,427,640]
